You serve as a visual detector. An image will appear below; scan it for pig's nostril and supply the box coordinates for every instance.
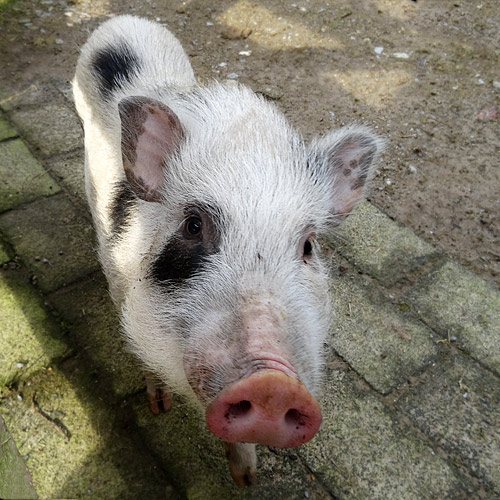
[284,408,307,428]
[227,400,252,419]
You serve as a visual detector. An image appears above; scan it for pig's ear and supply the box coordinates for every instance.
[310,127,384,222]
[118,96,184,202]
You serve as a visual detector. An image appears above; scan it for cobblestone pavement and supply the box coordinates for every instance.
[0,78,499,500]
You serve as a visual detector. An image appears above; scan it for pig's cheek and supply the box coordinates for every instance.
[183,348,235,403]
[183,364,217,403]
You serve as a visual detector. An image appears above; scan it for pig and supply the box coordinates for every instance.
[73,15,383,487]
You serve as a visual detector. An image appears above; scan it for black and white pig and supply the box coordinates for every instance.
[73,15,383,487]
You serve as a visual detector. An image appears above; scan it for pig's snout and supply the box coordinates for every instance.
[206,370,321,448]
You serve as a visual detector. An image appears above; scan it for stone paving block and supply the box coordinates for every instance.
[0,81,82,158]
[47,149,88,204]
[133,393,330,500]
[329,201,440,286]
[0,193,98,292]
[0,113,17,141]
[0,138,61,212]
[0,82,55,112]
[299,368,471,500]
[47,274,144,397]
[329,270,440,394]
[0,362,178,500]
[396,354,500,496]
[51,77,75,105]
[406,260,500,376]
[9,102,82,157]
[0,268,69,387]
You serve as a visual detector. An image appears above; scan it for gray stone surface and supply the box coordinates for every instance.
[300,368,471,500]
[329,270,440,394]
[47,274,144,397]
[0,82,55,112]
[406,260,500,376]
[0,193,98,292]
[0,138,60,212]
[396,354,500,496]
[8,102,82,157]
[47,150,88,204]
[329,201,441,286]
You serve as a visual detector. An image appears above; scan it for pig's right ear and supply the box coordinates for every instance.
[310,126,384,223]
[118,96,184,202]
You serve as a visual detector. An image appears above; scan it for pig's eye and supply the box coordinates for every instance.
[303,238,313,258]
[303,239,313,257]
[184,216,202,238]
[300,234,314,263]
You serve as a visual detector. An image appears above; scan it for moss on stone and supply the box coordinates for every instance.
[0,414,37,499]
[0,269,69,387]
[0,239,12,264]
[407,260,500,375]
[0,113,16,140]
[300,370,469,499]
[1,363,176,499]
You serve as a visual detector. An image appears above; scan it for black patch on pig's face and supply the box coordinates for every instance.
[149,204,222,288]
[92,43,140,99]
[110,180,137,239]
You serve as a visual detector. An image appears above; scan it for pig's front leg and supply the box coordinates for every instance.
[145,373,172,415]
[224,442,257,487]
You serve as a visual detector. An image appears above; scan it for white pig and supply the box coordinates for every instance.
[73,15,383,486]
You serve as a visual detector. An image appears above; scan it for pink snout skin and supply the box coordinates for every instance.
[205,370,322,448]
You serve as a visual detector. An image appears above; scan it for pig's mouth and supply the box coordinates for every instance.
[240,356,299,381]
[184,353,299,404]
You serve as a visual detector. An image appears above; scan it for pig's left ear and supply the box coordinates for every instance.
[118,96,184,202]
[310,126,384,222]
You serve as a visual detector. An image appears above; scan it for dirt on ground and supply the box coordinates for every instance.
[1,0,499,286]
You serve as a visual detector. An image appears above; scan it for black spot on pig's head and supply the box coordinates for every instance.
[92,43,140,99]
[149,204,222,288]
[110,180,137,240]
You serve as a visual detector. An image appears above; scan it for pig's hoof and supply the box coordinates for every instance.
[145,374,172,415]
[225,442,257,487]
[147,386,172,415]
[230,465,256,488]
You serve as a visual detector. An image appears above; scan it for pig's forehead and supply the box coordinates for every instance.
[163,84,328,216]
[172,83,307,168]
